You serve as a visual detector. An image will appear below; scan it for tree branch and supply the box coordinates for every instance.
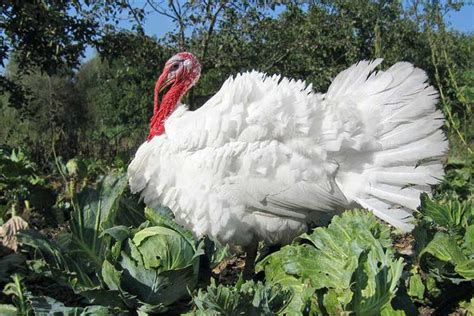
[169,0,187,50]
[146,0,176,20]
[200,0,225,62]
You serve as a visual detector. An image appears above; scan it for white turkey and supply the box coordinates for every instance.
[128,52,447,277]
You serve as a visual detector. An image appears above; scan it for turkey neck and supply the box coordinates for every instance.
[148,81,188,140]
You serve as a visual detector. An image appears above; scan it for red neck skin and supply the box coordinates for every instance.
[147,81,188,140]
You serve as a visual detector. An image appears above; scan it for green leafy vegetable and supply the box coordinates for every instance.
[101,211,203,312]
[190,279,291,315]
[17,172,132,293]
[419,193,472,230]
[258,210,404,315]
[418,194,474,282]
[407,271,425,300]
[69,172,129,269]
[18,230,98,292]
[29,296,110,315]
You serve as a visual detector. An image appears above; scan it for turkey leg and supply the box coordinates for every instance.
[242,242,258,280]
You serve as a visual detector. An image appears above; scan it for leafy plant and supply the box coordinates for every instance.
[28,296,110,316]
[0,148,54,221]
[101,209,204,313]
[17,172,132,294]
[416,194,473,282]
[2,274,31,315]
[407,188,474,313]
[18,229,99,293]
[65,158,88,179]
[420,232,473,280]
[0,253,26,282]
[190,279,292,315]
[69,172,129,269]
[419,193,472,231]
[258,210,405,315]
[434,158,473,201]
[0,304,17,315]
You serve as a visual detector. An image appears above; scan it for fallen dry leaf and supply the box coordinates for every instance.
[0,216,29,252]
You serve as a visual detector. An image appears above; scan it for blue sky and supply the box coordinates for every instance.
[446,4,474,33]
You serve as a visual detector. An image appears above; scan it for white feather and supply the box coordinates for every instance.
[128,61,447,247]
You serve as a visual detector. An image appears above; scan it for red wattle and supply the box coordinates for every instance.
[147,81,188,140]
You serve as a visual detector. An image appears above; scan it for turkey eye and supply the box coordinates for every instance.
[170,63,180,71]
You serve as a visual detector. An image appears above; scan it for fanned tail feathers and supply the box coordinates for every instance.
[331,60,448,231]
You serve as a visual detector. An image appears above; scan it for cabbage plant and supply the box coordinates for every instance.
[101,209,203,314]
[257,210,405,315]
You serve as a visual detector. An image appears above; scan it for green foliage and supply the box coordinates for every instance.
[419,193,472,231]
[258,210,404,315]
[413,153,473,288]
[416,193,473,283]
[459,297,474,315]
[74,42,168,160]
[0,148,54,221]
[101,211,203,313]
[0,0,145,106]
[406,165,474,313]
[13,171,204,313]
[70,172,129,269]
[0,304,17,315]
[434,158,473,201]
[29,296,110,316]
[2,274,31,315]
[420,232,473,280]
[65,159,87,179]
[18,229,99,293]
[191,279,292,315]
[1,2,95,75]
[3,154,473,314]
[17,172,131,294]
[407,271,425,300]
[0,254,25,282]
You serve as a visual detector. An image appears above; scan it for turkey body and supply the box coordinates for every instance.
[128,59,447,247]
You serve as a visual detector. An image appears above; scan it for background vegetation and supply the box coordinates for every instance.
[0,0,472,315]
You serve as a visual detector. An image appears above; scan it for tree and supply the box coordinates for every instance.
[0,0,145,107]
[1,59,85,166]
[76,32,171,159]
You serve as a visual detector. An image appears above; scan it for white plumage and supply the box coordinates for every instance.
[128,57,447,247]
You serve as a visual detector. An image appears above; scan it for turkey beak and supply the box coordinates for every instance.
[155,70,175,95]
[154,70,176,107]
[158,77,175,93]
[154,69,175,112]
